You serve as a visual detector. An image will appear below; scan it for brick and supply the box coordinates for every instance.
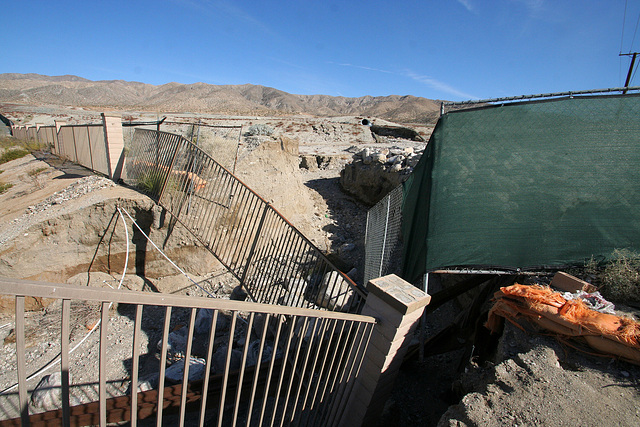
[551,271,597,293]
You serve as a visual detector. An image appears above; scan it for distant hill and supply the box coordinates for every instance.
[0,73,441,124]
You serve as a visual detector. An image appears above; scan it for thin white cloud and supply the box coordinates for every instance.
[331,62,477,100]
[168,0,277,37]
[334,62,394,74]
[509,0,545,18]
[457,0,476,13]
[212,0,276,37]
[405,70,478,100]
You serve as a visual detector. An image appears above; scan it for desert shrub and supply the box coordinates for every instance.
[245,124,274,137]
[137,170,168,195]
[28,167,47,177]
[599,249,640,303]
[0,182,13,194]
[0,148,30,164]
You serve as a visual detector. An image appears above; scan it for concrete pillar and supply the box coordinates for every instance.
[54,121,66,155]
[339,274,430,427]
[101,113,125,181]
[35,123,43,144]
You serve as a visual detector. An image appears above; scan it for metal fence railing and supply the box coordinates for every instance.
[363,185,404,285]
[0,277,375,426]
[121,120,243,173]
[124,129,367,313]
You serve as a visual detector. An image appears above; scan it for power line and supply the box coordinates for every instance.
[621,0,628,54]
[631,11,640,52]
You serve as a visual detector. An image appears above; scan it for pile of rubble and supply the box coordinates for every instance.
[25,176,116,215]
[339,146,423,206]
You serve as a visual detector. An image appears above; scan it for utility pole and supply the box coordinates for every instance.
[620,52,639,94]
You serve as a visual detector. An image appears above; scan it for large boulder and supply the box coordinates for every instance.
[314,271,353,311]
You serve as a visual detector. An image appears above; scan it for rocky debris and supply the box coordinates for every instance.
[31,372,81,411]
[340,146,423,205]
[315,271,354,311]
[299,154,349,171]
[438,321,640,427]
[164,357,207,383]
[370,124,425,142]
[24,176,115,216]
[0,174,118,248]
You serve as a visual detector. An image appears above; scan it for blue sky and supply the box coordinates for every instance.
[3,1,640,101]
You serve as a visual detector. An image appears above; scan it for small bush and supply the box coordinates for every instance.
[599,249,640,304]
[0,148,30,164]
[0,182,13,194]
[28,167,47,177]
[245,124,274,137]
[137,170,167,195]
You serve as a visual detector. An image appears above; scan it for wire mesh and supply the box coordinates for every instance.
[122,121,243,172]
[363,185,404,285]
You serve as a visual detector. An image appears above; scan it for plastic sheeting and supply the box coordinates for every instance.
[402,94,640,281]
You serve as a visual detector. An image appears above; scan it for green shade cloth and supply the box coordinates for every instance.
[402,94,640,282]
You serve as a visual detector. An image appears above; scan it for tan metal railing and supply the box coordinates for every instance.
[124,129,367,313]
[0,277,375,426]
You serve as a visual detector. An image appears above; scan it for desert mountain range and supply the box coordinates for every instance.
[0,73,441,124]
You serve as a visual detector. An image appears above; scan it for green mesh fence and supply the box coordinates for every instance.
[402,94,640,281]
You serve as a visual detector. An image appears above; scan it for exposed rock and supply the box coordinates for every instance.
[340,161,404,206]
[315,271,353,311]
[212,347,243,374]
[246,340,274,367]
[339,146,423,205]
[31,372,80,411]
[299,155,319,171]
[165,357,207,383]
[195,308,230,335]
[370,124,425,141]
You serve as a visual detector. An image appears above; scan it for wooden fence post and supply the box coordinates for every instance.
[339,274,430,427]
[101,113,125,181]
[54,120,66,156]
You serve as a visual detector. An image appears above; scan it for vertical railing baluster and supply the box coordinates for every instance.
[15,296,28,426]
[240,203,269,286]
[269,317,297,427]
[61,299,71,427]
[199,309,219,427]
[99,301,109,427]
[218,311,238,427]
[157,306,172,427]
[130,304,143,427]
[258,316,284,426]
[232,312,255,426]
[246,312,271,426]
[179,308,197,426]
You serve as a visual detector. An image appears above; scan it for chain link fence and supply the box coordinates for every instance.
[363,185,404,285]
[122,121,243,173]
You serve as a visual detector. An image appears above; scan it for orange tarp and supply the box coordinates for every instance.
[486,284,640,364]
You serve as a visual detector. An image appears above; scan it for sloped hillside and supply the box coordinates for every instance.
[0,73,441,124]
